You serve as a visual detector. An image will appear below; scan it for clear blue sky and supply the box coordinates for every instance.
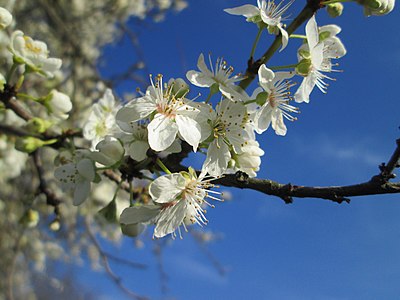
[81,1,400,299]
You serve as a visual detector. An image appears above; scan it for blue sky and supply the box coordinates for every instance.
[85,1,400,299]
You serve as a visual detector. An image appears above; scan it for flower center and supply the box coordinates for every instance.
[24,36,45,55]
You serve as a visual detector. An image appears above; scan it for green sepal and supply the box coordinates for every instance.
[296,59,312,76]
[255,91,269,106]
[98,199,117,223]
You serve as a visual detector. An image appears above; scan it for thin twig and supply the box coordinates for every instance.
[33,150,62,208]
[84,218,148,300]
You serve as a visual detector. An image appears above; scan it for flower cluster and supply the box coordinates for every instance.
[49,1,394,239]
[64,4,350,239]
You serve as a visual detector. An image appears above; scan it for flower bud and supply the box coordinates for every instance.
[15,136,57,153]
[121,223,145,237]
[326,3,344,17]
[91,137,125,167]
[49,219,61,231]
[47,90,72,120]
[20,209,39,228]
[0,7,12,29]
[25,117,53,133]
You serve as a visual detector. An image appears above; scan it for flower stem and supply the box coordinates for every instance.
[289,34,306,39]
[6,63,18,84]
[250,27,264,59]
[269,63,298,71]
[204,91,212,104]
[244,99,257,105]
[321,0,350,5]
[156,158,172,174]
[129,180,134,206]
[17,93,40,102]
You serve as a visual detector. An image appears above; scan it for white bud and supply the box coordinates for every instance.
[0,7,12,29]
[47,90,72,120]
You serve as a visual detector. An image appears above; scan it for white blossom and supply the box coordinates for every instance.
[45,89,72,120]
[116,74,202,152]
[186,53,245,101]
[294,15,346,103]
[253,65,297,136]
[359,0,395,16]
[202,99,252,176]
[120,168,222,239]
[224,0,293,51]
[9,30,62,77]
[229,139,264,177]
[0,7,12,29]
[54,151,96,206]
[83,89,121,149]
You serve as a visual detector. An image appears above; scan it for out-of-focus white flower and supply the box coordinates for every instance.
[44,90,72,120]
[0,136,28,182]
[120,168,222,239]
[90,137,125,168]
[0,7,12,29]
[186,53,245,101]
[9,30,62,77]
[83,89,121,149]
[54,151,97,206]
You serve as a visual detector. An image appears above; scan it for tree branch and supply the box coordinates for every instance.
[239,0,323,90]
[166,138,400,204]
[84,218,148,300]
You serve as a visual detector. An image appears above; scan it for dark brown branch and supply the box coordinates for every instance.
[0,123,41,138]
[33,150,62,208]
[214,173,400,204]
[378,138,400,181]
[166,138,400,204]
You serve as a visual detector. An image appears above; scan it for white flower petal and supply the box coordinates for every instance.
[258,64,275,85]
[196,53,213,76]
[271,110,287,136]
[186,70,215,87]
[73,180,91,206]
[224,4,259,18]
[278,25,289,52]
[254,105,273,133]
[149,173,185,203]
[128,140,149,161]
[77,158,95,181]
[203,140,231,176]
[176,114,201,151]
[294,74,316,103]
[116,96,155,123]
[147,114,178,152]
[120,205,160,224]
[154,200,187,238]
[306,15,319,50]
